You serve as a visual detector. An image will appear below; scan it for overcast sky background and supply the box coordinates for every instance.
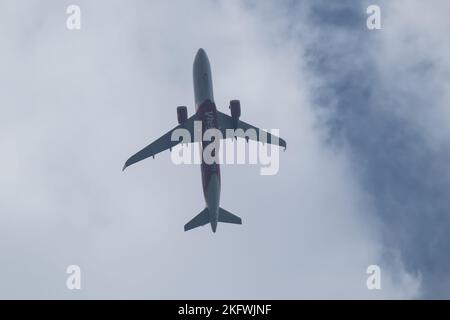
[0,0,449,299]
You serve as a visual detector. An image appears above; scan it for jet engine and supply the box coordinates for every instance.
[229,100,241,129]
[177,106,188,124]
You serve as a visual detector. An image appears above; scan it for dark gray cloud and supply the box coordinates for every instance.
[289,0,450,298]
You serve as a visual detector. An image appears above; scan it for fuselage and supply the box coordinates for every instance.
[193,48,220,232]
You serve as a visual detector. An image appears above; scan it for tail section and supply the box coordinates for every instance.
[184,208,209,232]
[184,207,242,232]
[218,208,242,225]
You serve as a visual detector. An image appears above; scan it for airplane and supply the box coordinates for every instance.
[123,48,286,233]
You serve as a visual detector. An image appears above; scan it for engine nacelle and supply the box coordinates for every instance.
[229,100,241,128]
[177,106,188,124]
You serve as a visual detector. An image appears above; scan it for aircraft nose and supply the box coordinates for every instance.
[196,48,207,59]
[194,48,209,67]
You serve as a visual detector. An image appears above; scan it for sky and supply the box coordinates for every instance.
[0,0,449,299]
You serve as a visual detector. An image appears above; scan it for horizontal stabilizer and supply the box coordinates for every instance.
[184,207,242,232]
[184,208,209,231]
[218,208,242,225]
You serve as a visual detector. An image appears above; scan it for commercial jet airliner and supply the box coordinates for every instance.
[123,49,286,232]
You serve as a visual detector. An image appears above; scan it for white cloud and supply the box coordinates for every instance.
[377,0,450,147]
[0,0,420,298]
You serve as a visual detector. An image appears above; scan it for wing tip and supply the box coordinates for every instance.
[122,160,131,171]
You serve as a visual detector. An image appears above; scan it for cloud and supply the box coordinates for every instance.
[289,0,450,297]
[0,0,423,298]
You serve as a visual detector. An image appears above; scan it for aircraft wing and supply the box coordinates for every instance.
[217,111,287,150]
[123,114,199,171]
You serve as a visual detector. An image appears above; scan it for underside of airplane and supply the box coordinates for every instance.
[123,49,286,232]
